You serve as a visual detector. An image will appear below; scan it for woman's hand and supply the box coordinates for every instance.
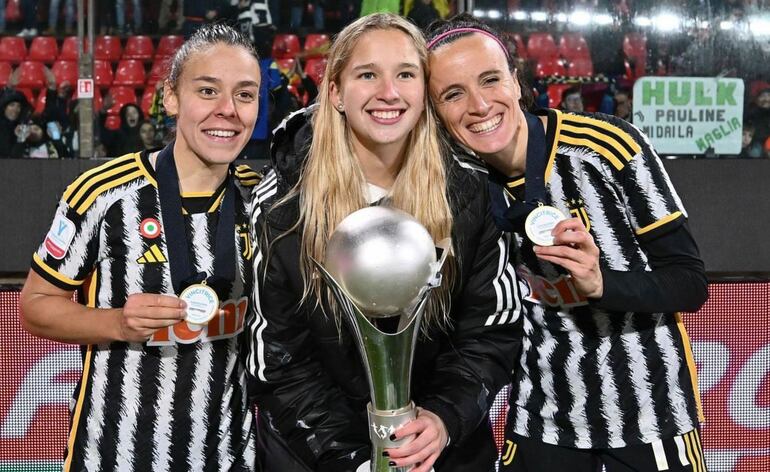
[532,217,603,299]
[384,407,448,472]
[117,293,187,342]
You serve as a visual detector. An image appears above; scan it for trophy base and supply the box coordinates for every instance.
[367,402,418,472]
[355,460,435,472]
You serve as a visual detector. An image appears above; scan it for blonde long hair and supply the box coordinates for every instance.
[287,14,455,329]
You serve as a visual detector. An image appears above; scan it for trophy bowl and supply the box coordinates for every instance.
[325,206,437,318]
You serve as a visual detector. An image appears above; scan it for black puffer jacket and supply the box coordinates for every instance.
[246,108,522,472]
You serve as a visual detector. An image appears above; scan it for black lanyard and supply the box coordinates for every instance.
[155,142,236,298]
[489,111,549,232]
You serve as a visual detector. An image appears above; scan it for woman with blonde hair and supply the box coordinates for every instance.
[246,12,521,472]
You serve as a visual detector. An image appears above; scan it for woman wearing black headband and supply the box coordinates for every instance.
[426,14,708,472]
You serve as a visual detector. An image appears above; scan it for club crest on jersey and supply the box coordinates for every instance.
[238,223,252,260]
[44,212,76,259]
[567,198,591,232]
[139,218,162,239]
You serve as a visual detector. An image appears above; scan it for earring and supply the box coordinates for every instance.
[337,103,344,111]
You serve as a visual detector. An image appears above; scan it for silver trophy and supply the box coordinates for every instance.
[313,206,450,472]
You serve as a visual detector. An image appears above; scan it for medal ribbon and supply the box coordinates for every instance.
[489,111,549,232]
[155,142,236,298]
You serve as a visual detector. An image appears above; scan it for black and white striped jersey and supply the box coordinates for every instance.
[503,109,703,449]
[31,151,260,471]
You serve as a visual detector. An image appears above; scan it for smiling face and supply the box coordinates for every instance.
[429,33,522,161]
[329,28,425,159]
[163,42,260,168]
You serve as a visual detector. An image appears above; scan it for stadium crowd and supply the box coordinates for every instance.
[0,0,768,159]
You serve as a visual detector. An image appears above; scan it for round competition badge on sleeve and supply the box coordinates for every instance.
[180,283,220,324]
[525,205,567,246]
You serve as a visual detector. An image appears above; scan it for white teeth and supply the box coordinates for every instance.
[468,115,502,133]
[205,130,236,138]
[371,110,401,120]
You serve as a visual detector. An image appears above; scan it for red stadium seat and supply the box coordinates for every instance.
[547,84,573,109]
[147,58,170,87]
[526,32,558,61]
[28,37,60,64]
[113,59,146,87]
[94,60,114,88]
[95,36,123,62]
[623,33,647,59]
[558,33,590,61]
[0,37,28,64]
[272,34,300,59]
[140,87,155,115]
[534,57,566,78]
[15,61,46,89]
[59,36,81,61]
[105,115,121,130]
[34,89,47,115]
[17,87,35,104]
[0,62,11,87]
[304,57,327,85]
[568,57,594,77]
[303,34,330,59]
[52,60,78,86]
[123,35,154,61]
[75,85,103,111]
[106,86,137,115]
[156,35,184,59]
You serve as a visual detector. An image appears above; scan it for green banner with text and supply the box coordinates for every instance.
[632,77,744,155]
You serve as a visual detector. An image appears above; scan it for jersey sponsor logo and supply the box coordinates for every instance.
[139,218,161,239]
[517,265,588,308]
[43,213,76,260]
[147,296,248,346]
[567,198,591,232]
[136,244,167,264]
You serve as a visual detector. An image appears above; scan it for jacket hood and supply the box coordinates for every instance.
[0,90,30,118]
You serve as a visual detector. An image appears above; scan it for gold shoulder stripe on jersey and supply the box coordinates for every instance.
[558,132,626,171]
[137,244,168,264]
[560,122,635,163]
[561,114,641,159]
[636,211,683,235]
[33,253,85,286]
[67,159,141,210]
[73,169,146,215]
[62,154,137,203]
[545,110,564,180]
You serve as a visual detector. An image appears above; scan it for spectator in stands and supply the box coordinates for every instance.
[746,88,770,146]
[560,86,584,113]
[138,120,159,150]
[613,87,632,121]
[182,0,226,38]
[738,122,765,159]
[407,0,439,30]
[0,89,31,154]
[46,0,75,35]
[290,1,324,31]
[41,67,76,132]
[10,116,67,158]
[100,101,144,157]
[159,0,183,33]
[17,0,39,37]
[116,0,143,34]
